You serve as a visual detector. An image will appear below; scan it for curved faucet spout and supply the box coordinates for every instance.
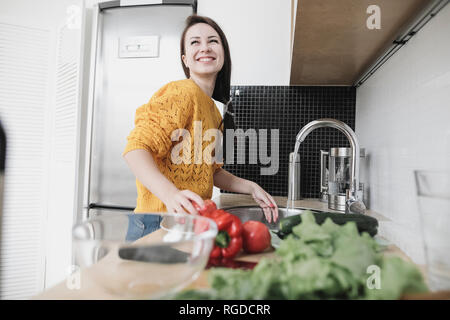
[296,118,360,192]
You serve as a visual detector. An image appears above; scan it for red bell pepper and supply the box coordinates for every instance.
[190,201,244,259]
[204,209,243,259]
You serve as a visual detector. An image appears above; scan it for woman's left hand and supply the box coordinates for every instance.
[249,182,279,223]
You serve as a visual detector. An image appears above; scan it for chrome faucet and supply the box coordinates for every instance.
[294,118,366,214]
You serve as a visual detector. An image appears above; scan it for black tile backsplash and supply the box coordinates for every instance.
[222,86,356,199]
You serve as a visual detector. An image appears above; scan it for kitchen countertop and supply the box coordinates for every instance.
[34,194,441,300]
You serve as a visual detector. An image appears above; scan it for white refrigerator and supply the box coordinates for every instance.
[82,1,196,219]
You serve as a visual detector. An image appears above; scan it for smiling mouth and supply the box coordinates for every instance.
[197,57,215,62]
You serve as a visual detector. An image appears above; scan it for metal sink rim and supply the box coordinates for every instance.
[219,205,325,231]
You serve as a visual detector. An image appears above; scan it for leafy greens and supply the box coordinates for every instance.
[174,211,428,300]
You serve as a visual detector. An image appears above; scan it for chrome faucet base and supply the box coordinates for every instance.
[328,194,346,211]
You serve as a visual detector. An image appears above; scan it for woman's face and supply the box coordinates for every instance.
[182,23,225,79]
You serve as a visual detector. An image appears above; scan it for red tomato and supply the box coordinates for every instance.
[191,199,217,216]
[241,221,271,253]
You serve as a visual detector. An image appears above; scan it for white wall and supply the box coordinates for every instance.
[355,5,450,264]
[198,0,292,85]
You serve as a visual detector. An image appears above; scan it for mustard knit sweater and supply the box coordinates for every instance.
[123,79,224,213]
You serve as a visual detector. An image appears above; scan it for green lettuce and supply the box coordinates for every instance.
[174,211,428,300]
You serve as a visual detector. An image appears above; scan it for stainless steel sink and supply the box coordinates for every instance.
[221,206,323,231]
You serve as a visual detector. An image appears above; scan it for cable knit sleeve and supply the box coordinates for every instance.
[212,124,224,173]
[123,82,193,158]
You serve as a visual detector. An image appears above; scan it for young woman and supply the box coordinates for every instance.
[123,15,278,235]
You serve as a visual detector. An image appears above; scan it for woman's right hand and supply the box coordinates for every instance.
[162,189,205,215]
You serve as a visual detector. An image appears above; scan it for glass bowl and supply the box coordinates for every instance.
[72,212,217,299]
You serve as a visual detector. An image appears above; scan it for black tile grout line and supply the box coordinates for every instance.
[223,85,356,198]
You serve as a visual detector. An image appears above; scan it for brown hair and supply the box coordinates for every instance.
[180,15,235,162]
[180,15,232,105]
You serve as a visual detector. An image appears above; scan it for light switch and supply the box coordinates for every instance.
[118,35,160,58]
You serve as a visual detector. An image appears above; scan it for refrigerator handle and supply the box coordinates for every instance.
[99,0,197,13]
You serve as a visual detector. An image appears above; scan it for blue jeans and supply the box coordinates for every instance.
[126,214,162,242]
